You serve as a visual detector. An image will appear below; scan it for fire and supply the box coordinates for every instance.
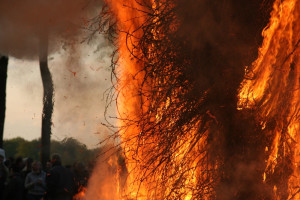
[238,0,300,199]
[82,145,125,200]
[82,0,300,199]
[73,186,87,200]
[105,0,212,199]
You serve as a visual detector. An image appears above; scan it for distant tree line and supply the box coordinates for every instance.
[3,137,99,165]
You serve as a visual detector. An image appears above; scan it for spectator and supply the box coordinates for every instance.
[15,157,24,172]
[4,163,24,200]
[44,161,52,174]
[46,154,75,200]
[24,161,46,200]
[4,156,14,169]
[73,162,88,194]
[23,157,34,200]
[22,158,33,179]
[0,150,8,200]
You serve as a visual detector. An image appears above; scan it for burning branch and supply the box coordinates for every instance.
[86,0,300,199]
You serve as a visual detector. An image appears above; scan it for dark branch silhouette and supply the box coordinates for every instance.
[0,55,8,148]
[39,37,54,168]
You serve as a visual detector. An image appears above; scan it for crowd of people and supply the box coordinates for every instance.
[0,151,90,200]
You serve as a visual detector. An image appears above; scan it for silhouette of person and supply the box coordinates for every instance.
[46,154,75,200]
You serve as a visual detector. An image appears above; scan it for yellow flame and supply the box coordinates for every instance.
[238,0,300,199]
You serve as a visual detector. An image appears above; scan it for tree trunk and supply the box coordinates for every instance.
[39,38,54,168]
[0,56,8,148]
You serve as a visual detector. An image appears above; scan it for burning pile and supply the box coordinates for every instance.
[85,0,299,199]
[239,0,300,199]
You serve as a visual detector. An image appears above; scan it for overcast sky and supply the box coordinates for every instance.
[4,36,116,149]
[0,0,118,149]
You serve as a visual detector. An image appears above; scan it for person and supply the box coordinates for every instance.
[22,158,33,179]
[15,156,25,173]
[72,162,88,195]
[46,154,75,200]
[24,161,46,200]
[44,161,52,174]
[0,150,8,200]
[4,156,13,169]
[4,163,24,200]
[23,157,34,199]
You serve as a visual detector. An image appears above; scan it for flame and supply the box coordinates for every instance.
[83,146,123,200]
[108,0,156,198]
[83,0,300,199]
[73,186,87,200]
[105,0,214,199]
[238,0,300,199]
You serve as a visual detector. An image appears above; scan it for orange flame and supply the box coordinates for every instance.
[105,0,210,199]
[84,0,300,199]
[109,0,154,198]
[73,186,87,200]
[238,0,300,199]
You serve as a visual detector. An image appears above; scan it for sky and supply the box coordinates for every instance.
[4,36,116,149]
[0,0,118,149]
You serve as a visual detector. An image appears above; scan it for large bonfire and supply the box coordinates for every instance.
[85,0,300,199]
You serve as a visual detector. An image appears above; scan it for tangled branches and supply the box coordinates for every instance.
[94,0,278,199]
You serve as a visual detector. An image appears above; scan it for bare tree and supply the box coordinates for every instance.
[0,55,8,148]
[39,37,54,168]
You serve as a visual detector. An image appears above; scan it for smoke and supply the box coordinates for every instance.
[2,0,117,148]
[0,0,102,59]
[49,36,115,147]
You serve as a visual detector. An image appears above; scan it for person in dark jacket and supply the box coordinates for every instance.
[0,153,8,200]
[23,157,34,200]
[4,163,24,200]
[46,154,75,200]
[72,162,89,195]
[22,158,33,180]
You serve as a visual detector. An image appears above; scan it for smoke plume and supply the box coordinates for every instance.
[0,0,102,59]
[1,0,116,148]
